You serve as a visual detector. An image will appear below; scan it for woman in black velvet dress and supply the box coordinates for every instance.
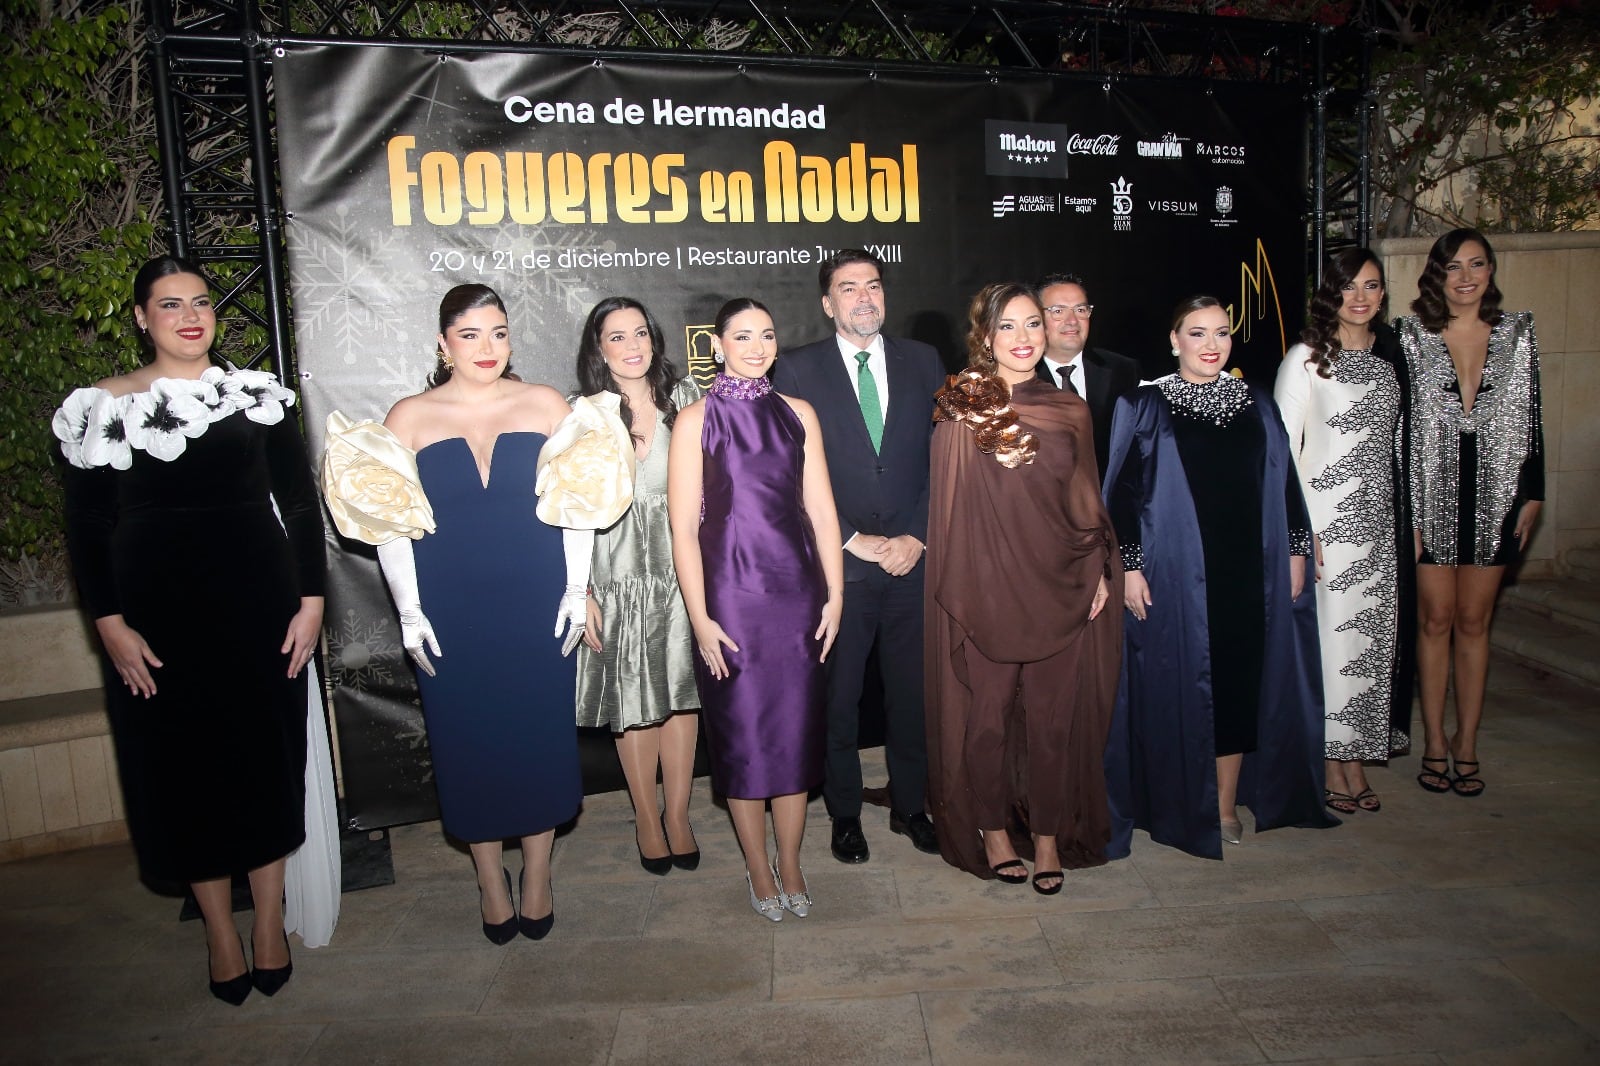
[55,256,325,1005]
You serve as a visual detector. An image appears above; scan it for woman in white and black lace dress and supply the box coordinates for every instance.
[1276,249,1415,816]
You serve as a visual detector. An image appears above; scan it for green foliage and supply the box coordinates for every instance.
[0,0,156,570]
[1366,1,1600,236]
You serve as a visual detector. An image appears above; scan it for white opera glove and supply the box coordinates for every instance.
[556,528,594,656]
[376,538,441,676]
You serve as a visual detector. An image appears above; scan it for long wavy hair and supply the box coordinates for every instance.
[1411,227,1503,333]
[964,281,1040,374]
[1300,248,1385,379]
[132,255,229,368]
[575,296,684,442]
[428,284,513,388]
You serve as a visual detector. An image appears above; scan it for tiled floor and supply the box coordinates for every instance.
[1,653,1597,1064]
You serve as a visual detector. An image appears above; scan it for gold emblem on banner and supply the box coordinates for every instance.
[685,324,719,389]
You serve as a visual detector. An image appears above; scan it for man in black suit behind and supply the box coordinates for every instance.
[1033,273,1142,482]
[772,250,944,863]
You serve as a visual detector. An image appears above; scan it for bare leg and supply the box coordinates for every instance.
[246,858,289,968]
[615,727,668,858]
[659,713,699,852]
[1324,757,1348,795]
[1415,563,1458,763]
[728,797,776,897]
[468,840,512,925]
[1032,834,1062,890]
[1216,752,1244,825]
[1449,565,1505,766]
[193,877,245,982]
[980,828,1022,871]
[771,792,807,892]
[517,829,555,920]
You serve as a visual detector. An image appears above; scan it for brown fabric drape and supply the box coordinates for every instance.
[925,378,1125,877]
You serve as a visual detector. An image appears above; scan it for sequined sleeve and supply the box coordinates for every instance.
[1518,316,1545,502]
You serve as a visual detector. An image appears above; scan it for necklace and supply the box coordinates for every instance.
[1157,372,1253,427]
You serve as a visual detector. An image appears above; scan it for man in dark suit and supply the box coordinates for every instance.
[772,250,944,863]
[1033,273,1142,482]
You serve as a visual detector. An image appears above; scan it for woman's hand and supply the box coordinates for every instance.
[1088,574,1110,620]
[693,616,740,681]
[1290,556,1307,601]
[281,596,325,678]
[1513,500,1542,547]
[1123,571,1152,621]
[95,615,162,698]
[581,595,604,653]
[815,593,844,663]
[1313,534,1325,582]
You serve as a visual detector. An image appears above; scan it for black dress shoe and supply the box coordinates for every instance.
[209,934,252,1006]
[830,816,870,864]
[889,810,939,854]
[481,867,519,945]
[250,932,293,996]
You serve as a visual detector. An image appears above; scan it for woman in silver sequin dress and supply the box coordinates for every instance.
[1397,229,1544,798]
[1275,249,1415,816]
[575,298,703,873]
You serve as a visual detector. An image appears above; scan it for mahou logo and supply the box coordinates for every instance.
[985,119,1069,179]
[1064,133,1121,156]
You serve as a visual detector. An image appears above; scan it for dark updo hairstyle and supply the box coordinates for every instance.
[1411,227,1503,333]
[1300,248,1386,378]
[964,281,1041,374]
[429,283,512,388]
[1170,294,1225,334]
[713,297,773,339]
[576,296,685,443]
[132,255,226,366]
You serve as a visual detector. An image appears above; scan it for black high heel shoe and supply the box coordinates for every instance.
[480,867,518,945]
[518,865,554,941]
[251,931,293,996]
[208,934,252,1006]
[637,821,673,876]
[664,813,700,872]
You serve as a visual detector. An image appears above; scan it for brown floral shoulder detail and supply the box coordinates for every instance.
[932,369,1037,469]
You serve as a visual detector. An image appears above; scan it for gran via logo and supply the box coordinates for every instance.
[984,120,1070,179]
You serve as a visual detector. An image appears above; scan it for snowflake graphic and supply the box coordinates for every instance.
[326,607,398,693]
[284,204,435,380]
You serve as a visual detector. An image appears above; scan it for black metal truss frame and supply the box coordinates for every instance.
[146,1,1372,377]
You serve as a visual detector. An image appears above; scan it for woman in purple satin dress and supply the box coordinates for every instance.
[667,298,844,922]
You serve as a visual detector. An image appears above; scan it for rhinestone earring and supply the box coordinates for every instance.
[712,349,724,364]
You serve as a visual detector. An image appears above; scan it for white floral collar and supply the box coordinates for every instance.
[53,366,296,470]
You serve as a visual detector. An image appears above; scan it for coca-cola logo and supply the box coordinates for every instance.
[1065,133,1121,156]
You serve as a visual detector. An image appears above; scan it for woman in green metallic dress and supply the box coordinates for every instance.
[575,297,703,873]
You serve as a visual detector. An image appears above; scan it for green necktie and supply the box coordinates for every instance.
[855,350,883,453]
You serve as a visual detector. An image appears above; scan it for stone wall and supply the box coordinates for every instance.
[1374,231,1600,577]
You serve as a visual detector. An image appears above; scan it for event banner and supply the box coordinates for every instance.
[274,42,1307,829]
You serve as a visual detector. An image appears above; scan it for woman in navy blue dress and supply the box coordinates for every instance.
[325,285,628,942]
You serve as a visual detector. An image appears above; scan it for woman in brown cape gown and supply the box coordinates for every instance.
[925,282,1124,893]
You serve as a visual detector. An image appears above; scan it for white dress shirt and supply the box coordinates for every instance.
[834,333,889,422]
[1041,353,1084,396]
